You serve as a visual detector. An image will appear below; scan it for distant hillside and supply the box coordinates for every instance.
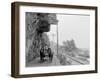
[57,39,89,58]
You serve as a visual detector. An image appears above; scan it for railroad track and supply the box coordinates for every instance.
[65,54,89,65]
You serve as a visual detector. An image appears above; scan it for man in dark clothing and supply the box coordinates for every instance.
[48,47,53,62]
[40,47,45,61]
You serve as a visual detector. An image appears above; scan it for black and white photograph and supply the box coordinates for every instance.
[26,12,90,67]
[11,2,97,78]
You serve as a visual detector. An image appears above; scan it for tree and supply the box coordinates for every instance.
[63,39,77,52]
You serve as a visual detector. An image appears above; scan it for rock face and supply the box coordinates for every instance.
[26,13,57,63]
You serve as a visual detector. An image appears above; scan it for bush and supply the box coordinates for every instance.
[56,54,67,65]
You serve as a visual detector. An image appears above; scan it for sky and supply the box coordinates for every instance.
[46,14,90,49]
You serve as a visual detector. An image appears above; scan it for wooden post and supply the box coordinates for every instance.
[57,23,58,55]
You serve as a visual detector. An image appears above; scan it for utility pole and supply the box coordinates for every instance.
[57,23,58,55]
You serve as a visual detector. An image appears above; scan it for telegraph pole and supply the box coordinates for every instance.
[57,23,58,55]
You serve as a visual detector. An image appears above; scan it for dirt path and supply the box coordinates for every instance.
[26,53,61,67]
